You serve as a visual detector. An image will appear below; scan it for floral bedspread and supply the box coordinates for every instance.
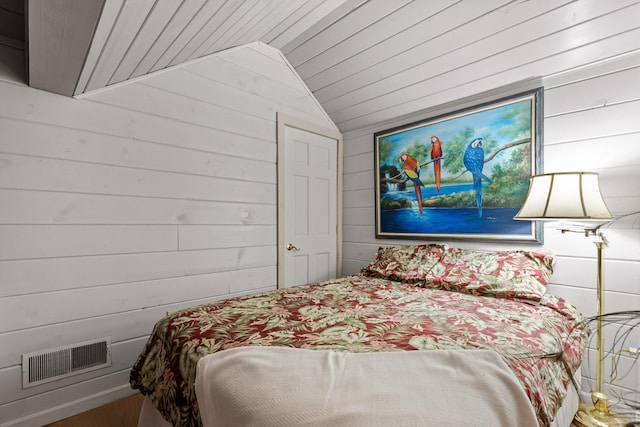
[130,275,588,427]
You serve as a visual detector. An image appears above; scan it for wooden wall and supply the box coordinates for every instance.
[1,1,639,423]
[341,54,640,413]
[0,42,336,427]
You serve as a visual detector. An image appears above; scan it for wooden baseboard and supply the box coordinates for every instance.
[42,393,144,427]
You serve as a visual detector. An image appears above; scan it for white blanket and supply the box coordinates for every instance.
[195,346,538,427]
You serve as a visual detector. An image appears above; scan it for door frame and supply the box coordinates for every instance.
[276,112,343,289]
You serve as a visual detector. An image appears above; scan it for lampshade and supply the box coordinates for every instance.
[514,172,612,221]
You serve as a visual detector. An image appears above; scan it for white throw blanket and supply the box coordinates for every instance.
[195,346,538,427]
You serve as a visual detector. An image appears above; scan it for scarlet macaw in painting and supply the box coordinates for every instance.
[430,136,443,193]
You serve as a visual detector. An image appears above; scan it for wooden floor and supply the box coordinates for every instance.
[43,394,144,427]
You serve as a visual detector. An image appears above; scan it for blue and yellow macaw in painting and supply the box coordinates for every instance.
[400,153,425,215]
[463,138,491,218]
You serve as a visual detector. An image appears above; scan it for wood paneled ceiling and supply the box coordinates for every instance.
[26,0,356,96]
[25,0,640,133]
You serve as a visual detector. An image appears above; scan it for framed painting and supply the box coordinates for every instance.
[374,88,544,243]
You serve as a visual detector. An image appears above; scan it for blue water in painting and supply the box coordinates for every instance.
[385,183,471,201]
[381,183,531,235]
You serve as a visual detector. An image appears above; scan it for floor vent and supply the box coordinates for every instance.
[22,337,112,388]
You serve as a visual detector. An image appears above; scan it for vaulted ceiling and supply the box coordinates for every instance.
[11,0,640,133]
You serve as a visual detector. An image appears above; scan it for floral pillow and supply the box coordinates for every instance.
[423,247,555,301]
[360,244,447,283]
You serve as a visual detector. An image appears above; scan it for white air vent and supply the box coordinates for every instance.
[22,337,112,388]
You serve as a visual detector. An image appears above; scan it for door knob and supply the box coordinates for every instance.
[286,243,300,251]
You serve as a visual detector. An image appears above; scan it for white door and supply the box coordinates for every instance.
[277,115,342,288]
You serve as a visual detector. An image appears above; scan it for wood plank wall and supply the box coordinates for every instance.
[0,42,336,427]
[340,55,640,413]
[1,1,639,423]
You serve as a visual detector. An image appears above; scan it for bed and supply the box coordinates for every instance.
[130,244,589,427]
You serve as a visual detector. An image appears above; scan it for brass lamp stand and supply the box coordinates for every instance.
[573,231,628,427]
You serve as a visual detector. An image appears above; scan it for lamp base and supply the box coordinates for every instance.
[574,396,630,427]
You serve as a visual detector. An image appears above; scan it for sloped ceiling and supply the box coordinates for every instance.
[25,0,640,133]
[26,0,356,96]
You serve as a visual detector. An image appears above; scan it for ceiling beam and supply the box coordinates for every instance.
[26,0,104,96]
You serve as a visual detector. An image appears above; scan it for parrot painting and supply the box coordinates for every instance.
[430,136,443,193]
[400,153,425,215]
[463,138,491,218]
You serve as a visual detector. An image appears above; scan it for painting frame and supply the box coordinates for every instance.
[374,88,544,243]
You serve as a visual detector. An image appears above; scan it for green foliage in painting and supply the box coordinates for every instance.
[484,145,531,207]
